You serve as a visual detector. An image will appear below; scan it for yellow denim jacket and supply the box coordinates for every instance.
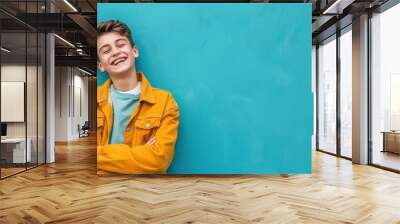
[97,72,179,174]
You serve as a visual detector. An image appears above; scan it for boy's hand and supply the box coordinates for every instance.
[146,136,156,145]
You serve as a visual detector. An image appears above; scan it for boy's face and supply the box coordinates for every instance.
[97,31,138,75]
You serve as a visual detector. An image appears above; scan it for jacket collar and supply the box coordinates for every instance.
[97,71,156,105]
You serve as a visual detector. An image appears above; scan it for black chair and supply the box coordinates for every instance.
[78,121,90,138]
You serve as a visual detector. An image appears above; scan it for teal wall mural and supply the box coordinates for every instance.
[98,3,313,174]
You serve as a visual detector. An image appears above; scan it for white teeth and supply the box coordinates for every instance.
[112,58,126,66]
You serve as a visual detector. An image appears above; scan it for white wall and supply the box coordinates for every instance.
[1,65,25,132]
[1,65,41,138]
[72,72,89,138]
[54,67,89,141]
[55,66,69,141]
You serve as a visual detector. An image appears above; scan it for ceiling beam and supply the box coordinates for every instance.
[55,55,96,72]
[67,13,97,46]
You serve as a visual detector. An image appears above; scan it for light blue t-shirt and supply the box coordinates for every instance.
[109,82,141,144]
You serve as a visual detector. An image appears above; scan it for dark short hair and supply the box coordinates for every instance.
[97,20,135,46]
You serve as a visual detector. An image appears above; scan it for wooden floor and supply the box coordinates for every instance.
[1,136,400,223]
[1,163,45,178]
[0,167,26,178]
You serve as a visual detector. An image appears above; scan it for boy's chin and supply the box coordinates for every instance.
[109,67,134,76]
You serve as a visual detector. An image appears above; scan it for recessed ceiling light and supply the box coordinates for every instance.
[78,67,93,76]
[63,0,78,12]
[1,47,11,53]
[54,34,75,48]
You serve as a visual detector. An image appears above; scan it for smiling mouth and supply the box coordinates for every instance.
[111,57,127,66]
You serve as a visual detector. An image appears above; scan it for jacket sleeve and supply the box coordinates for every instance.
[97,99,179,174]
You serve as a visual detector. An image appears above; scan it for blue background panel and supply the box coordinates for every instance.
[98,3,313,174]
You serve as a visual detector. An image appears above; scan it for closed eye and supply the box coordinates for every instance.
[117,43,126,48]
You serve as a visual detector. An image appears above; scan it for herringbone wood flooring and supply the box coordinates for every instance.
[1,135,400,224]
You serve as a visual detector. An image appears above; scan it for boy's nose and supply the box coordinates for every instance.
[111,49,120,57]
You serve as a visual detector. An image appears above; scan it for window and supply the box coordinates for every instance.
[371,2,400,171]
[317,35,337,154]
[339,27,352,158]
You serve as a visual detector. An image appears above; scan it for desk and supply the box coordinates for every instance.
[1,138,31,163]
[381,131,400,154]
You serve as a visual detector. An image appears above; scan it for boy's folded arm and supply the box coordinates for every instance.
[97,105,179,174]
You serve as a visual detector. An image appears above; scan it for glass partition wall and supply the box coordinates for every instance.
[316,0,400,172]
[370,3,400,171]
[316,26,353,159]
[0,0,46,179]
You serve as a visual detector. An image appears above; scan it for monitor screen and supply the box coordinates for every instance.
[1,123,7,137]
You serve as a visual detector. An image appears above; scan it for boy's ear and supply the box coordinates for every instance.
[98,62,105,72]
[133,47,139,58]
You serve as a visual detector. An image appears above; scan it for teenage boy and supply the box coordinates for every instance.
[97,20,179,174]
